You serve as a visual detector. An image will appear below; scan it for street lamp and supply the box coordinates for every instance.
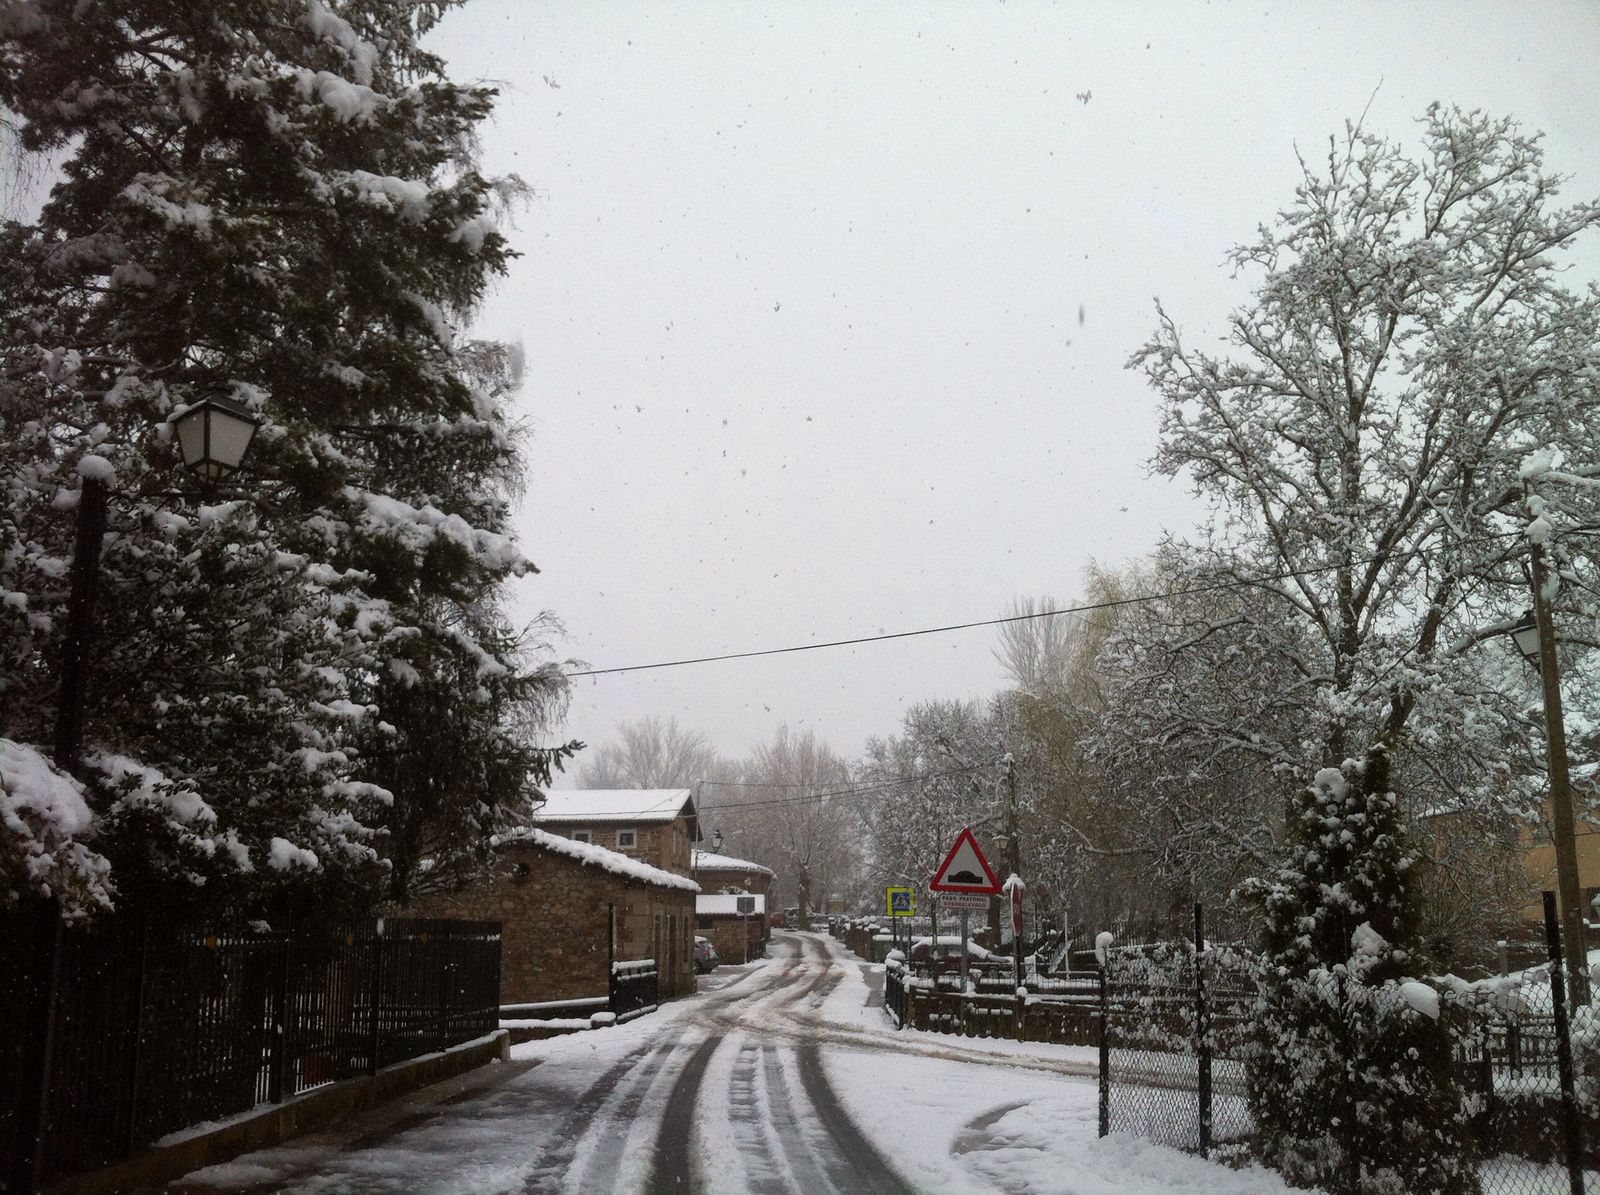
[172,394,261,482]
[711,828,724,854]
[54,394,260,771]
[1509,610,1541,666]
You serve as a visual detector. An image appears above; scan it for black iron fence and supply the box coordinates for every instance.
[1,908,500,1192]
[610,958,659,1022]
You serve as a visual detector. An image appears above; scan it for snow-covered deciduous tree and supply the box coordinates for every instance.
[0,0,576,918]
[861,700,1004,925]
[1134,106,1600,1191]
[730,725,855,922]
[578,716,727,790]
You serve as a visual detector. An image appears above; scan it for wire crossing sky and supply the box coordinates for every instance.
[429,1,1600,767]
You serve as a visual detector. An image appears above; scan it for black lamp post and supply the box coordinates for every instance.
[52,396,260,772]
[711,828,724,855]
[18,397,261,1191]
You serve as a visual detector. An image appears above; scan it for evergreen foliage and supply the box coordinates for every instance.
[1244,754,1474,1193]
[0,0,576,918]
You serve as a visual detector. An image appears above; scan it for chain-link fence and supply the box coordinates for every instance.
[1098,898,1594,1195]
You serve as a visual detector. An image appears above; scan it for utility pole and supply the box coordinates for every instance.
[1528,535,1589,1004]
[989,754,1020,950]
[1004,753,1020,881]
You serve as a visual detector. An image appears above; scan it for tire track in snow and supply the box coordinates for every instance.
[794,1041,917,1195]
[647,1033,721,1194]
[519,1036,679,1194]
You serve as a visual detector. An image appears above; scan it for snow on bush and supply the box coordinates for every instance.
[0,739,113,915]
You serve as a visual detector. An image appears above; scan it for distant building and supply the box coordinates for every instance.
[694,849,776,962]
[534,788,698,876]
[406,828,699,1008]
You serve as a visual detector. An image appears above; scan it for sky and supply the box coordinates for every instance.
[425,0,1600,778]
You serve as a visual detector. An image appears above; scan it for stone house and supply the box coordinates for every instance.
[405,828,699,1008]
[693,849,776,962]
[534,789,698,876]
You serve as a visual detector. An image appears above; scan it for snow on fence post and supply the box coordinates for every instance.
[1097,955,1109,1139]
[1194,903,1210,1159]
[1543,891,1586,1195]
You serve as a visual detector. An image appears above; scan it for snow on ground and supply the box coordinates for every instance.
[802,933,1316,1194]
[174,936,1321,1194]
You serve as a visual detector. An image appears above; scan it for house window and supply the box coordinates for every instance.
[572,830,592,844]
[617,828,637,849]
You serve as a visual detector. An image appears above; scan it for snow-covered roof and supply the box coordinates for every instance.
[692,849,775,878]
[697,893,767,916]
[493,826,699,892]
[532,789,695,824]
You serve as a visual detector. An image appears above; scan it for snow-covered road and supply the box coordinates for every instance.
[169,932,1308,1194]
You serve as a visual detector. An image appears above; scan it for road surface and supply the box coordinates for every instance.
[168,932,1288,1194]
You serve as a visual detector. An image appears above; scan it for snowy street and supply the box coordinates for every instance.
[168,933,1305,1195]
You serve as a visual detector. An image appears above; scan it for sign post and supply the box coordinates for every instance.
[737,895,756,964]
[886,886,916,962]
[1003,873,1026,986]
[929,827,1002,990]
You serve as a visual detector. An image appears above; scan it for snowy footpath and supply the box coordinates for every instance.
[169,932,1312,1194]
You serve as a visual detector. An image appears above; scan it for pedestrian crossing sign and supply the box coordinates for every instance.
[886,886,915,917]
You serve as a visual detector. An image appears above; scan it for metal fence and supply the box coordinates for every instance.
[1099,899,1595,1195]
[610,958,659,1022]
[880,952,1101,1046]
[1,907,500,1192]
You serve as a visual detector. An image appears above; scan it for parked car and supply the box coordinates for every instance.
[768,911,785,928]
[693,936,719,974]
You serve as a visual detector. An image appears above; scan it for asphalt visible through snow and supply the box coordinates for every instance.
[169,933,921,1195]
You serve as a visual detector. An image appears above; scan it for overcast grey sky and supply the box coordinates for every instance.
[427,1,1600,777]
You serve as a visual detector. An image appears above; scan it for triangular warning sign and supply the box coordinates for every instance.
[929,827,1001,894]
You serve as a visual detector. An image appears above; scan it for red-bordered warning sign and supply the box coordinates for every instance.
[929,827,1001,894]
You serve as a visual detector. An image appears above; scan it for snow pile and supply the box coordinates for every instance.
[335,171,432,220]
[303,0,378,84]
[76,454,115,484]
[294,68,384,123]
[0,739,113,914]
[268,837,321,871]
[691,849,775,877]
[1094,931,1115,965]
[352,488,530,575]
[494,826,699,892]
[535,789,693,824]
[1397,980,1440,1020]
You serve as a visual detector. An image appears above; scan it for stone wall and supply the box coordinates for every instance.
[548,817,693,876]
[405,841,697,1007]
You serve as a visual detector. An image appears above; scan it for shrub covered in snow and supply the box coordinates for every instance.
[1244,754,1474,1194]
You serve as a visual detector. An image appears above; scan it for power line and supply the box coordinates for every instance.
[540,761,1002,822]
[694,761,995,790]
[696,764,1003,815]
[565,529,1528,679]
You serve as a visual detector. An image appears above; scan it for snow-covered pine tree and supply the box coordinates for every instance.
[0,0,574,919]
[1133,108,1600,1191]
